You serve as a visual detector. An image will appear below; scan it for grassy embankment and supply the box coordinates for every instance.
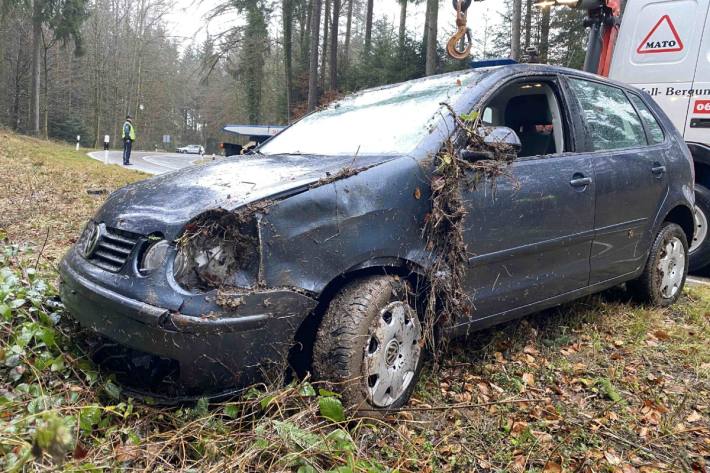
[0,130,708,472]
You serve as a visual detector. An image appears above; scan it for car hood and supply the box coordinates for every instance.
[95,153,394,238]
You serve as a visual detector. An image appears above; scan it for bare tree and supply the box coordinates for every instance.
[540,4,551,63]
[320,0,329,90]
[425,0,437,75]
[398,0,407,53]
[307,0,321,111]
[511,0,522,60]
[283,0,293,120]
[524,0,532,50]
[30,0,41,135]
[364,0,373,55]
[343,0,352,67]
[329,0,340,90]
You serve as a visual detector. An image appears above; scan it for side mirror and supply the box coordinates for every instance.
[477,126,522,151]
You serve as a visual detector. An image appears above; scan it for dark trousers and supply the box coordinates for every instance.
[123,139,132,164]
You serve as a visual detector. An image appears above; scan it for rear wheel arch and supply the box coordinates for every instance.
[663,204,694,245]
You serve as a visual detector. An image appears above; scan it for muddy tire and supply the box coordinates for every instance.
[689,184,710,272]
[313,275,424,416]
[630,222,688,307]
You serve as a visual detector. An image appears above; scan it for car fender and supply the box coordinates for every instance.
[258,156,433,295]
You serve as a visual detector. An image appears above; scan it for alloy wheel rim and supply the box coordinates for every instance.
[363,301,422,408]
[689,207,708,253]
[657,236,685,299]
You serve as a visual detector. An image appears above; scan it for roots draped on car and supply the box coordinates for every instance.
[421,105,517,357]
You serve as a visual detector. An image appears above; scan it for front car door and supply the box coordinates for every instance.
[565,76,671,284]
[456,75,596,330]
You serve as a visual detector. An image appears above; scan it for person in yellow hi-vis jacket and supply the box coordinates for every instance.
[121,115,136,165]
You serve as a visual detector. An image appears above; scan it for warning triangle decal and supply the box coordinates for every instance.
[637,15,684,54]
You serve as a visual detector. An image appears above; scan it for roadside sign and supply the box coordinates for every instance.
[162,135,171,144]
[637,15,684,54]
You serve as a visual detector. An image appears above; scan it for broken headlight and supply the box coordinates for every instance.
[173,209,260,291]
[140,240,170,273]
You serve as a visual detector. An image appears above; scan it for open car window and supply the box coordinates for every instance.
[260,71,484,157]
[480,81,566,158]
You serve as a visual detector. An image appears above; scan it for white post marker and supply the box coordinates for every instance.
[104,134,110,164]
[76,135,81,151]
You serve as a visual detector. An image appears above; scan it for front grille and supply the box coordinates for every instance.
[88,226,142,272]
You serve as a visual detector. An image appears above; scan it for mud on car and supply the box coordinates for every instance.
[60,64,694,413]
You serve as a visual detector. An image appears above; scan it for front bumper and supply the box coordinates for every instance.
[59,251,317,395]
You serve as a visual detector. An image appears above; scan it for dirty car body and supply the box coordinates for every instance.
[60,65,694,399]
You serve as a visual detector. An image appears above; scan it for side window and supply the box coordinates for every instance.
[567,78,647,151]
[482,107,493,125]
[629,94,665,145]
[481,80,567,158]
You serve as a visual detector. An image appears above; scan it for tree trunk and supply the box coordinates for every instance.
[283,0,293,120]
[320,0,329,91]
[307,0,322,111]
[42,41,49,139]
[425,0,438,76]
[343,0,353,68]
[511,0,522,61]
[364,0,373,55]
[30,0,42,136]
[329,0,340,91]
[524,0,532,50]
[398,0,407,53]
[540,6,551,63]
[299,0,311,69]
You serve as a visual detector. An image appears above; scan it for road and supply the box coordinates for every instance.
[87,150,205,175]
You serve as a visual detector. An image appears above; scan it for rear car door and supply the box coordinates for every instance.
[566,77,670,284]
[458,76,596,326]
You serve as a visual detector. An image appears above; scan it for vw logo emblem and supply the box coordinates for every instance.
[82,223,102,258]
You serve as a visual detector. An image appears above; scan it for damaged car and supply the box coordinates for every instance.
[60,64,694,413]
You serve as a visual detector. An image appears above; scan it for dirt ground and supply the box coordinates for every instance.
[0,130,708,472]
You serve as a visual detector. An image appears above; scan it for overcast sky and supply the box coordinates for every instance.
[164,0,505,53]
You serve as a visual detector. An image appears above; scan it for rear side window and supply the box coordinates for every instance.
[568,78,647,151]
[629,94,665,145]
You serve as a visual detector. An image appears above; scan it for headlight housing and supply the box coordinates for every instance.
[140,240,170,273]
[173,210,260,291]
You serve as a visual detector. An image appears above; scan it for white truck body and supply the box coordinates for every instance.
[609,0,710,150]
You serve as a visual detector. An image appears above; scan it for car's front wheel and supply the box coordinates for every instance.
[631,222,689,306]
[313,275,424,415]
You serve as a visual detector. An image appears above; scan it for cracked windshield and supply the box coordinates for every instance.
[260,71,482,156]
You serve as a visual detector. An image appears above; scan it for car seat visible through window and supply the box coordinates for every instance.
[504,95,556,158]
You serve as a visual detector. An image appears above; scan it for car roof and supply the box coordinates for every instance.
[344,63,640,103]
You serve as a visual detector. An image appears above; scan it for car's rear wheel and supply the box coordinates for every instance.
[313,275,424,416]
[631,222,688,306]
[689,183,710,272]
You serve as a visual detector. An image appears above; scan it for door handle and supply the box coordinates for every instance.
[570,176,592,188]
[651,164,666,177]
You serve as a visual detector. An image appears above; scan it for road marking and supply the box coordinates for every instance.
[686,276,710,287]
[142,155,189,170]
